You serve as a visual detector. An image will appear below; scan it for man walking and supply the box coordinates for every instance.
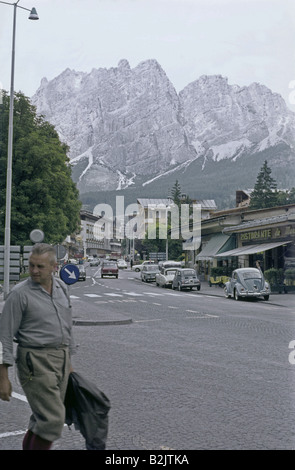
[0,243,76,450]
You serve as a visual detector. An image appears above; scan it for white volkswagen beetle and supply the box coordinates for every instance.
[224,268,270,301]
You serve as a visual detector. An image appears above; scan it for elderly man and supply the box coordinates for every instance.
[0,243,75,450]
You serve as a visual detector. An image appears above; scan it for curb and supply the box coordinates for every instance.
[72,318,133,326]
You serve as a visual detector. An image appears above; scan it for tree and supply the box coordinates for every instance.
[170,180,182,206]
[0,92,81,246]
[250,160,278,209]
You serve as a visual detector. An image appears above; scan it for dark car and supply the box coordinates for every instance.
[172,268,201,291]
[78,265,86,281]
[141,264,160,282]
[101,261,119,278]
[224,268,270,301]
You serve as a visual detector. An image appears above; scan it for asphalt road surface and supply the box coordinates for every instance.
[1,265,295,450]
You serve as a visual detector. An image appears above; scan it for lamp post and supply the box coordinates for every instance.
[1,1,38,299]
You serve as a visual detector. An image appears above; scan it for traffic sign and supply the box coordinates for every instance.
[59,264,80,285]
[30,229,44,243]
[54,244,67,260]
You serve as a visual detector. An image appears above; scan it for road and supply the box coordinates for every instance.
[1,265,295,450]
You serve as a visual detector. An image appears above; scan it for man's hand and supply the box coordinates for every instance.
[0,365,12,401]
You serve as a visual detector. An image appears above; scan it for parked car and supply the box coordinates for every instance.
[101,261,119,278]
[78,265,86,281]
[68,258,78,265]
[141,264,160,282]
[172,268,201,291]
[158,260,182,271]
[224,268,270,301]
[132,260,155,272]
[156,268,178,288]
[117,259,128,269]
[90,258,100,266]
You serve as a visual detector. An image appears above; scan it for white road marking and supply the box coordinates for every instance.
[0,430,26,439]
[105,293,123,297]
[12,392,27,403]
[84,293,102,298]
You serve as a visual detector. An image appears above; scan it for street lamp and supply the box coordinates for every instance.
[1,0,39,299]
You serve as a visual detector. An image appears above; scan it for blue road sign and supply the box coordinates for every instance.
[60,264,80,285]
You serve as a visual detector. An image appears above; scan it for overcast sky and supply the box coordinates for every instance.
[0,0,294,110]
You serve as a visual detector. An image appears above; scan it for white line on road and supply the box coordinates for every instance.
[105,293,123,297]
[84,294,102,298]
[0,430,26,439]
[12,392,27,403]
[133,319,162,323]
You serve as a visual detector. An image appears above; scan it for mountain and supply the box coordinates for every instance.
[31,59,295,209]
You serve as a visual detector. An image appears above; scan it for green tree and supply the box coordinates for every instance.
[250,160,279,209]
[170,180,182,206]
[276,187,295,206]
[139,219,183,260]
[0,92,81,245]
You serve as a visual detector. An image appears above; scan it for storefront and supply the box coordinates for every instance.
[215,213,295,272]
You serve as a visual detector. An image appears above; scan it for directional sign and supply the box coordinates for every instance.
[59,264,80,285]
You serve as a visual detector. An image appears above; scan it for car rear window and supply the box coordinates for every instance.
[241,271,262,280]
[183,270,196,276]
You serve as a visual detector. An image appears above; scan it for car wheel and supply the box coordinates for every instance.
[135,268,140,272]
[234,289,240,301]
[178,284,182,291]
[101,275,104,278]
[224,286,230,298]
[264,295,269,301]
[197,286,200,291]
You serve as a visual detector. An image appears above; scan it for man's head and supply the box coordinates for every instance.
[29,244,57,288]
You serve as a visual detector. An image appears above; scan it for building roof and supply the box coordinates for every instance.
[223,212,295,233]
[137,198,173,207]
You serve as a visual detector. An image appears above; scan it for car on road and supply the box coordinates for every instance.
[68,258,78,265]
[224,267,270,301]
[141,264,160,282]
[89,258,100,266]
[158,260,182,270]
[78,264,86,281]
[101,261,119,278]
[132,260,155,272]
[156,268,178,288]
[117,259,128,269]
[172,268,201,291]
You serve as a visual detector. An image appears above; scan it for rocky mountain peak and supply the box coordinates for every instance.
[31,59,295,199]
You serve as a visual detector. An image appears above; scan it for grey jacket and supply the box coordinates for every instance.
[0,276,75,366]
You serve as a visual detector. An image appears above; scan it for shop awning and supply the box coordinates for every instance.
[196,233,230,260]
[215,240,292,257]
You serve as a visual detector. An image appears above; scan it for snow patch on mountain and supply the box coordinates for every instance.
[211,139,252,162]
[31,59,295,194]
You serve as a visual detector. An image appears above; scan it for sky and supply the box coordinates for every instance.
[0,0,295,111]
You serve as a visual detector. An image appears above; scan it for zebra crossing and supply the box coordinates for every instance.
[70,290,184,302]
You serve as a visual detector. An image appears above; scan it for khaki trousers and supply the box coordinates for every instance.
[16,346,70,442]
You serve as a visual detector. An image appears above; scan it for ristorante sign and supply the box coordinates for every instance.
[240,224,295,242]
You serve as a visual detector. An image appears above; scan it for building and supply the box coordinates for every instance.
[67,210,122,259]
[196,195,295,280]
